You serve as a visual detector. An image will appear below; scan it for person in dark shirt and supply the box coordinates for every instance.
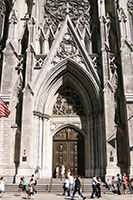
[117,174,122,195]
[71,176,86,200]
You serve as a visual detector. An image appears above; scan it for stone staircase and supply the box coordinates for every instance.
[5,178,127,194]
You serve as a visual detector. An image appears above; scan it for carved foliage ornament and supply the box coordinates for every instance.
[43,0,91,35]
[53,86,85,116]
[45,0,90,21]
[127,0,133,15]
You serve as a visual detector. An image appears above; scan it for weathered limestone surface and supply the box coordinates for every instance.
[0,0,133,183]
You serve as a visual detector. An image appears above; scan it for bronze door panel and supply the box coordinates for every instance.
[53,127,84,177]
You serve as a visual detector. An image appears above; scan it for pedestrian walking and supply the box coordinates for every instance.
[63,176,70,196]
[116,174,122,195]
[90,176,100,198]
[71,176,86,200]
[22,176,27,193]
[27,178,35,199]
[69,173,74,191]
[18,177,23,197]
[31,174,37,193]
[96,176,102,198]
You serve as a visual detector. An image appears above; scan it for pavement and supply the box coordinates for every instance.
[1,192,133,200]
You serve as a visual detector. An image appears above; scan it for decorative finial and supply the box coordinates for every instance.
[66,0,69,15]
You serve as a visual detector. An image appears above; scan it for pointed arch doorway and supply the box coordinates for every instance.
[53,127,84,177]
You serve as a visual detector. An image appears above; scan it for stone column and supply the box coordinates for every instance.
[99,113,106,177]
[84,116,91,177]
[41,117,52,178]
[17,86,34,178]
[17,38,35,178]
[38,116,43,169]
[89,116,95,176]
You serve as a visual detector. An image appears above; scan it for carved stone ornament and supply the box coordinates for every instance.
[45,0,90,22]
[127,0,133,15]
[117,7,127,22]
[50,122,81,131]
[109,54,118,91]
[51,30,85,66]
[53,85,85,116]
[9,10,18,24]
[43,0,91,36]
[54,127,81,141]
[34,55,46,69]
[0,0,6,15]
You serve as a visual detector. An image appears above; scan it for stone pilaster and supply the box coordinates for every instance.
[98,0,120,179]
[40,117,52,179]
[117,1,133,177]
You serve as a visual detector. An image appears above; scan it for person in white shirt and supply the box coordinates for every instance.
[90,176,100,198]
[69,174,74,191]
[63,176,70,196]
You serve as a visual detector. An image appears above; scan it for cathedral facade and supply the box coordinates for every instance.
[0,0,133,183]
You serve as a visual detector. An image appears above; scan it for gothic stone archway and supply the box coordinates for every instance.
[53,127,84,177]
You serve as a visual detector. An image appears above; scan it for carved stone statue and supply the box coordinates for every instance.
[105,12,111,49]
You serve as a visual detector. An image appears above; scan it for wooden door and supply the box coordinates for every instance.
[53,127,84,177]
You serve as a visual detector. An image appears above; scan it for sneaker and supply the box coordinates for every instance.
[83,197,86,199]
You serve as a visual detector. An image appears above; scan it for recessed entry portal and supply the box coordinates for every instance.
[53,127,84,177]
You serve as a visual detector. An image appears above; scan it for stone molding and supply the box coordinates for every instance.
[0,94,11,103]
[33,111,50,119]
[125,93,133,103]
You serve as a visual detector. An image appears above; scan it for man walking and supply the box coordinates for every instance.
[90,176,100,198]
[71,176,86,200]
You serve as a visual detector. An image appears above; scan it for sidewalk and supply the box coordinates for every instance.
[2,192,133,200]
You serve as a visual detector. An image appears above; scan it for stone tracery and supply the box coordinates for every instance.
[45,0,90,22]
[127,0,133,15]
[43,0,92,53]
[53,86,85,116]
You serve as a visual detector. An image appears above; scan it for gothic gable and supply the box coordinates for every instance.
[34,16,101,90]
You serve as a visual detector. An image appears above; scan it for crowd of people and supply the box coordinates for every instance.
[62,174,86,199]
[61,168,133,199]
[105,173,133,195]
[18,174,37,199]
[0,170,133,199]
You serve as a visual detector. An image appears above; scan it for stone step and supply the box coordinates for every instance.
[5,184,110,193]
[5,179,131,194]
[37,178,92,184]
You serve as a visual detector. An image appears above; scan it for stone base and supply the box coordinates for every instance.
[39,168,52,179]
[129,166,133,179]
[105,165,120,181]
